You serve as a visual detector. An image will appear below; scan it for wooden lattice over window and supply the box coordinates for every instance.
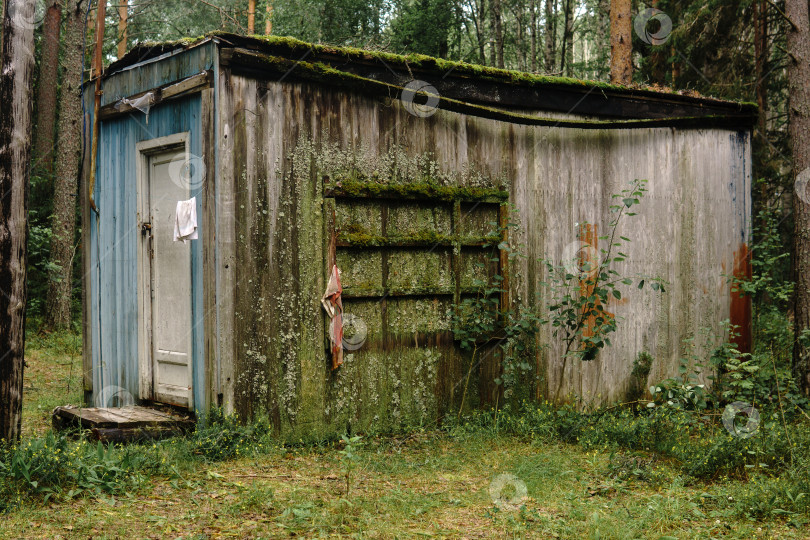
[322,174,509,353]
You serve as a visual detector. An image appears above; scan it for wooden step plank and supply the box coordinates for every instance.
[102,407,177,424]
[54,407,121,428]
[52,405,194,431]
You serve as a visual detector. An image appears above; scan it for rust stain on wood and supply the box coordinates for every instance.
[730,243,753,354]
[578,224,619,340]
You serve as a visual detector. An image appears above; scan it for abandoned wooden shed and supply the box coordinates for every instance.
[81,33,754,438]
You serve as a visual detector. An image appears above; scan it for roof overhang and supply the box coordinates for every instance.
[104,32,757,128]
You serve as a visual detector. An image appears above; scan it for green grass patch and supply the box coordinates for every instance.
[2,334,809,537]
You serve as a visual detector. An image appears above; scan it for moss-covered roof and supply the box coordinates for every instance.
[106,32,756,124]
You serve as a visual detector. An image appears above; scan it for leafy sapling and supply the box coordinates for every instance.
[543,179,664,362]
[339,434,363,497]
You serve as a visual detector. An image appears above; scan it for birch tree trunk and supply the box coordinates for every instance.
[788,0,810,394]
[0,0,36,444]
[43,0,84,330]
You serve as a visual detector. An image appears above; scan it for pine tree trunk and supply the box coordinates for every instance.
[491,0,504,68]
[755,0,768,136]
[0,0,36,445]
[788,0,810,395]
[117,0,127,59]
[530,0,537,71]
[265,0,273,34]
[44,0,84,330]
[32,0,61,175]
[544,0,556,73]
[248,0,255,34]
[609,0,632,84]
[561,0,573,76]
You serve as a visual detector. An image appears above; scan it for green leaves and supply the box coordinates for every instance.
[449,215,542,403]
[339,434,363,496]
[543,179,655,361]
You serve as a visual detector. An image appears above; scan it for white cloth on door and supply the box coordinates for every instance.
[173,197,198,243]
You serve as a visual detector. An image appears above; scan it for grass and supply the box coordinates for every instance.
[1,333,808,538]
[0,433,803,538]
[20,330,83,437]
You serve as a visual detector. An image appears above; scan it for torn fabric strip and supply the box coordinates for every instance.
[321,264,344,370]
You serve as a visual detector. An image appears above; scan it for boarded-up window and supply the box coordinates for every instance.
[322,175,508,356]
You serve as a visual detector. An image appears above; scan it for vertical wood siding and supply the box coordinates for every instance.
[215,70,750,436]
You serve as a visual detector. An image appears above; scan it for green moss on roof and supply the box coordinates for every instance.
[123,31,754,106]
[226,49,752,130]
[240,33,634,93]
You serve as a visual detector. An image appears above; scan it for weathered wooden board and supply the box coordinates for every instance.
[52,406,194,430]
[98,71,213,120]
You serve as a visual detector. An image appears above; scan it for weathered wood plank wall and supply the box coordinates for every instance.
[216,67,750,435]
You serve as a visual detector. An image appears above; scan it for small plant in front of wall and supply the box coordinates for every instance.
[542,179,665,362]
[450,214,543,416]
[338,434,363,497]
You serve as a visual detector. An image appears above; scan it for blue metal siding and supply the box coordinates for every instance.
[90,95,206,413]
[87,42,216,414]
[101,44,215,106]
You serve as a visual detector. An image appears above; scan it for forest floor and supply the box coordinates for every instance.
[0,335,805,539]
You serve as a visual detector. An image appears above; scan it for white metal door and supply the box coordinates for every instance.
[138,136,193,409]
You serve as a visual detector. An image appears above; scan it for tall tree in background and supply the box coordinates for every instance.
[117,0,127,58]
[754,0,768,136]
[490,0,504,67]
[248,0,255,33]
[44,0,85,330]
[265,0,272,34]
[560,0,574,75]
[32,0,61,175]
[609,0,632,84]
[387,0,455,57]
[320,0,383,45]
[0,0,36,444]
[788,0,810,395]
[530,0,537,71]
[508,1,528,70]
[544,0,556,72]
[460,0,487,64]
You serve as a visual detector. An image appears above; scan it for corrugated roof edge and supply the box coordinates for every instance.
[105,32,757,121]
